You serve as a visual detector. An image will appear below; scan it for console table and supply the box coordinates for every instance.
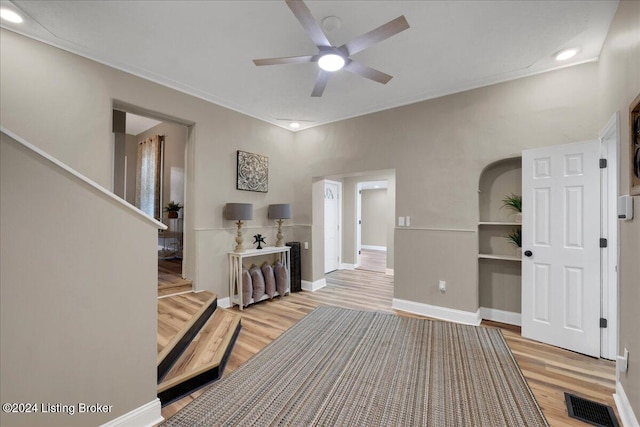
[228,246,290,310]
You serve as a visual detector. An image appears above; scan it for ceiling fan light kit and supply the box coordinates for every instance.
[253,0,410,97]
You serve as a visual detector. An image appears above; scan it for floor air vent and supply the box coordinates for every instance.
[565,393,619,427]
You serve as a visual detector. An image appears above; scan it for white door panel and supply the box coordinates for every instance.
[324,181,340,273]
[522,140,601,357]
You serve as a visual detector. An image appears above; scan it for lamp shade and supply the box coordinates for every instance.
[225,203,253,221]
[268,204,292,219]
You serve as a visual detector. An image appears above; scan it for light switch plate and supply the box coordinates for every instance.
[405,216,411,226]
[398,216,405,226]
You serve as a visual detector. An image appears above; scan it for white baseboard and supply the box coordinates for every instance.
[361,245,387,251]
[217,296,231,308]
[392,298,481,326]
[615,380,640,427]
[339,263,356,270]
[480,307,521,326]
[100,398,163,427]
[302,278,327,292]
[385,268,394,276]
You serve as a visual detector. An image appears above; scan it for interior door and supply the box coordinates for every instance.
[522,140,601,357]
[324,181,340,273]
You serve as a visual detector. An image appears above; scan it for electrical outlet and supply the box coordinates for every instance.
[618,348,629,373]
[304,242,309,250]
[439,280,446,292]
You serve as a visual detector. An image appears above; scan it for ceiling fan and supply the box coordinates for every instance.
[253,0,410,97]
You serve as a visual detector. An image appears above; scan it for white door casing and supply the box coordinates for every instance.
[522,140,601,357]
[324,180,340,273]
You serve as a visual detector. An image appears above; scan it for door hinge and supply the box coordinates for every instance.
[599,158,607,168]
[358,250,361,255]
[600,318,608,328]
[359,220,362,225]
[600,238,608,248]
[359,190,362,194]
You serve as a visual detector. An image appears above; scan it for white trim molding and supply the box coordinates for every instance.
[392,299,481,326]
[480,307,522,326]
[302,278,327,292]
[100,399,163,427]
[217,296,231,308]
[361,245,387,251]
[339,263,357,270]
[385,268,394,276]
[614,381,640,427]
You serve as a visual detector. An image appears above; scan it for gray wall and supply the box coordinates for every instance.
[1,133,159,426]
[597,0,640,416]
[1,1,638,418]
[294,62,598,313]
[362,188,389,248]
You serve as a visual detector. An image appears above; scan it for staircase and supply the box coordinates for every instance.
[157,292,241,405]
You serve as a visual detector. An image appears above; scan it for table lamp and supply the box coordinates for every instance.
[268,204,292,247]
[225,203,253,252]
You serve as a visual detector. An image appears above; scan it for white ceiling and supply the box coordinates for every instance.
[125,112,162,136]
[1,1,619,131]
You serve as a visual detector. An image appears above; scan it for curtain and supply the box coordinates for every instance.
[135,135,163,219]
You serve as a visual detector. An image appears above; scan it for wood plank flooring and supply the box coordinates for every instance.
[357,248,387,273]
[160,266,617,426]
[157,291,213,355]
[158,258,192,297]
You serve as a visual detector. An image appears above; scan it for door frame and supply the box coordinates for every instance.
[323,179,342,273]
[599,111,620,360]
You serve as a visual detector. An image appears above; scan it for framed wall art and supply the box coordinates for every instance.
[237,150,268,193]
[630,93,640,196]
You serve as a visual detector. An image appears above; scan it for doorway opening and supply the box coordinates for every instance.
[357,180,389,273]
[112,106,192,294]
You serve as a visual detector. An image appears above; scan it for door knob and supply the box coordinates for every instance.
[524,250,533,257]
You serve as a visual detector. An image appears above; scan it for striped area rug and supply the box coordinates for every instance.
[162,306,548,426]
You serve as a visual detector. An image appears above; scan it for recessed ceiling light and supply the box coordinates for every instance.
[318,53,345,72]
[0,8,23,23]
[290,122,300,129]
[554,48,579,61]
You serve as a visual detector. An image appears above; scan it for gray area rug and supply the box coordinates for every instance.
[162,306,548,426]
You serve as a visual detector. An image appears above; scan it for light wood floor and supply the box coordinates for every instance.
[160,267,617,426]
[158,258,192,297]
[357,248,387,273]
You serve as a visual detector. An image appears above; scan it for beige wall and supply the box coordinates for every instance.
[0,30,296,299]
[0,133,160,426]
[362,189,389,248]
[294,62,598,312]
[597,0,640,416]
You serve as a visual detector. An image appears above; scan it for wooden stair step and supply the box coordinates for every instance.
[158,308,242,405]
[157,292,217,379]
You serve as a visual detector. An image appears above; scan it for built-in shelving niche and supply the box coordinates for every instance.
[478,157,522,320]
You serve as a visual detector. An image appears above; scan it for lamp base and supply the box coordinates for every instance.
[276,219,284,247]
[235,220,245,252]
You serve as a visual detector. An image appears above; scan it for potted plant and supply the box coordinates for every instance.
[164,201,183,219]
[505,228,522,257]
[501,193,522,223]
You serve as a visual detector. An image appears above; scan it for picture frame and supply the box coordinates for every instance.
[237,150,268,193]
[630,93,640,196]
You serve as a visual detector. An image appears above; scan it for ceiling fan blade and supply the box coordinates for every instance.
[285,0,332,48]
[344,61,393,84]
[253,55,317,66]
[341,15,410,56]
[311,69,331,97]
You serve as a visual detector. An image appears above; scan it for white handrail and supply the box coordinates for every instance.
[1,126,167,230]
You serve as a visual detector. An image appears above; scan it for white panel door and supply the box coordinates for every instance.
[324,181,340,273]
[522,140,601,357]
